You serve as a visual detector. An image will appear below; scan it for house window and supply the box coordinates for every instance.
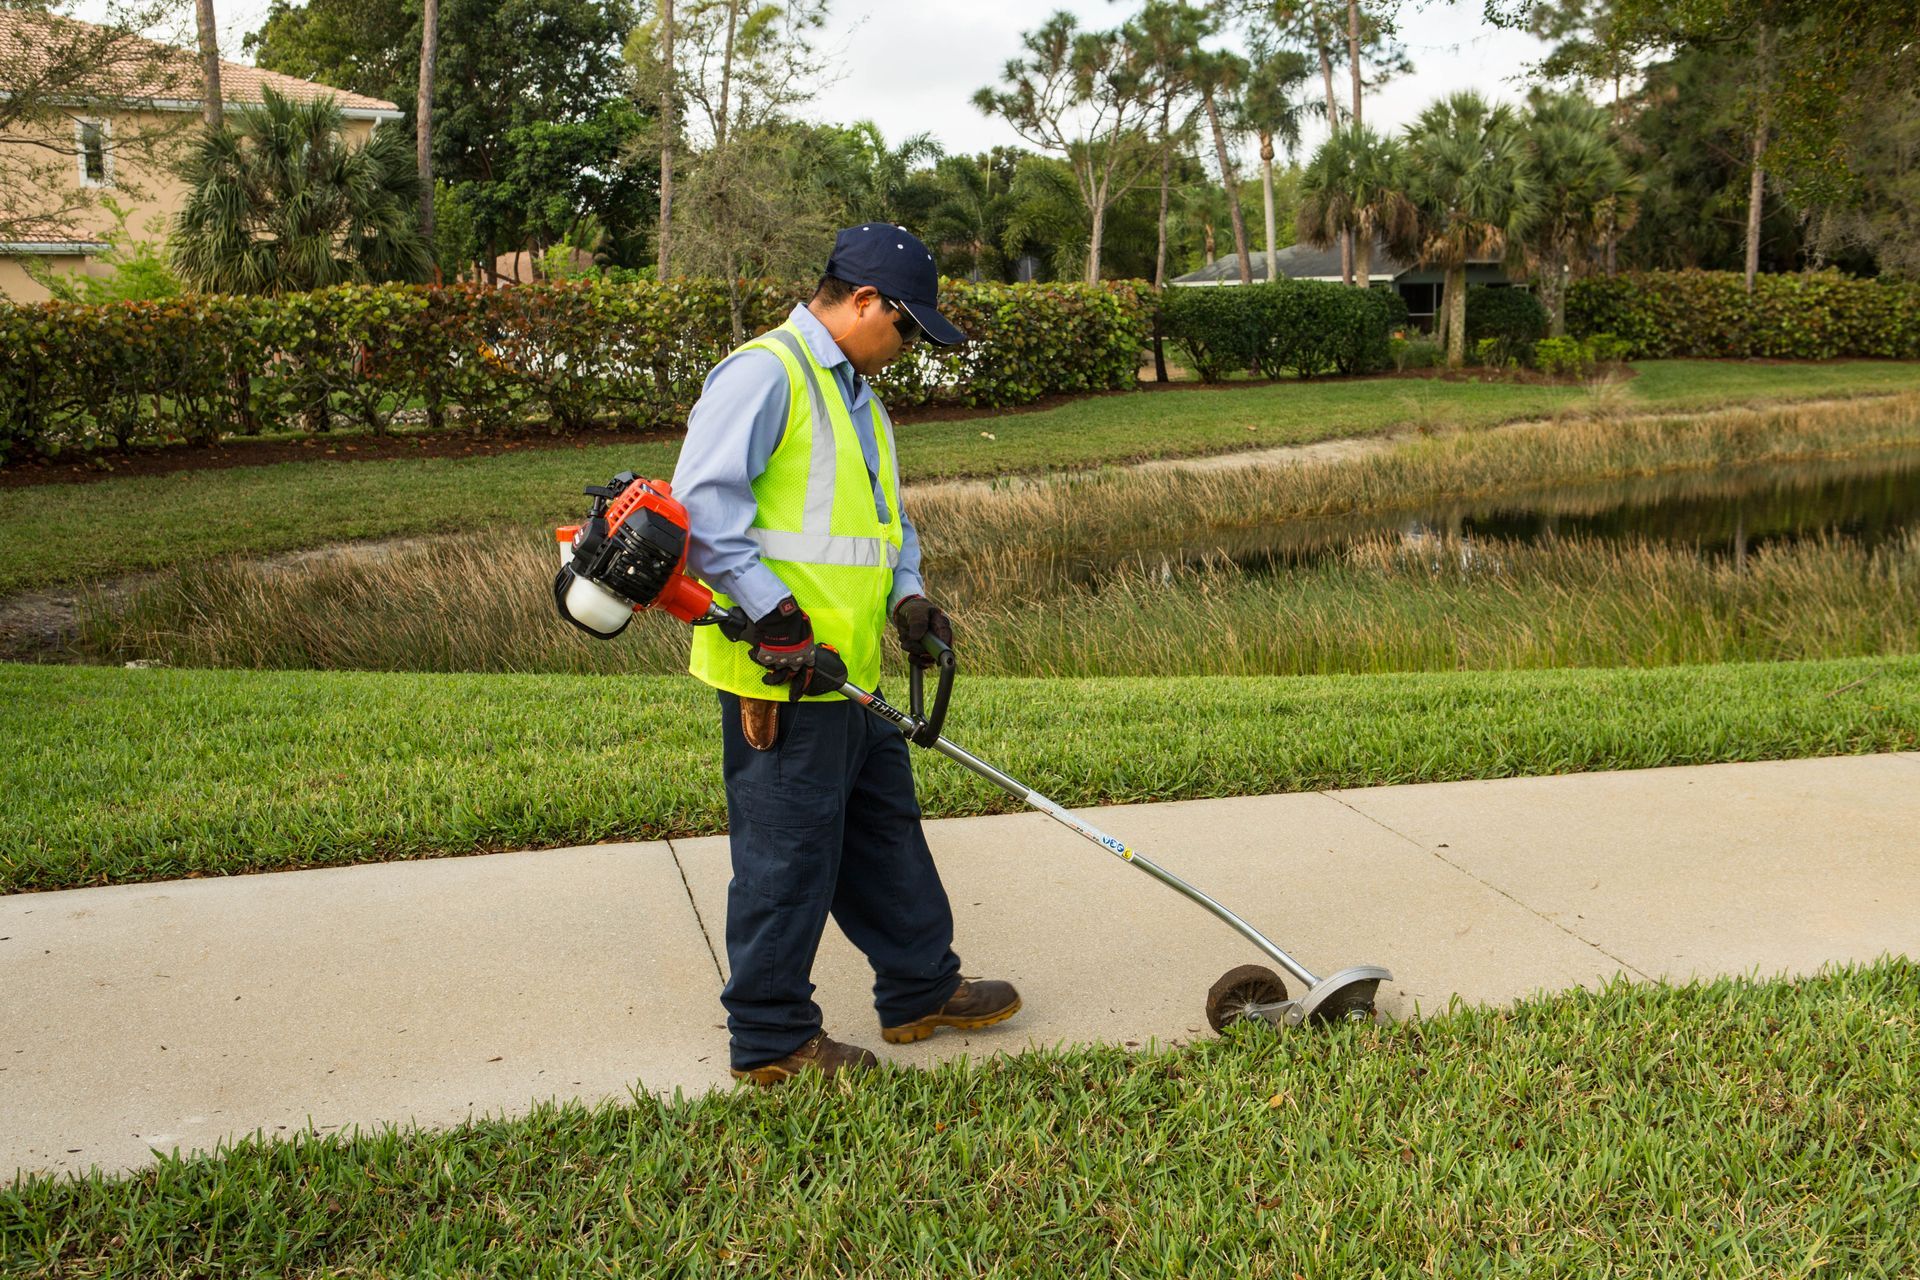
[76,118,110,186]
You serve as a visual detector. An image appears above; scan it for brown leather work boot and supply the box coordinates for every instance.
[729,1031,879,1086]
[881,978,1023,1044]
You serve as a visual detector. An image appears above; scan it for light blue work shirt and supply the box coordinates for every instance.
[671,303,925,622]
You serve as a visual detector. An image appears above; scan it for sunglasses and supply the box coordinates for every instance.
[880,295,924,347]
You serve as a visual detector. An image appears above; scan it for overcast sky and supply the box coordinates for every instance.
[96,0,1554,169]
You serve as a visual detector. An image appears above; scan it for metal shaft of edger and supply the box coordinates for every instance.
[837,676,1324,992]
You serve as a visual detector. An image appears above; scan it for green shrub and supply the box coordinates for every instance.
[1465,286,1548,367]
[0,278,1152,461]
[1532,335,1597,378]
[1162,280,1399,381]
[1587,331,1632,364]
[1390,336,1442,371]
[1566,270,1920,359]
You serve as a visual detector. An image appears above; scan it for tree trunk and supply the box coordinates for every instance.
[718,0,739,147]
[1203,91,1253,285]
[1354,227,1370,290]
[1341,232,1352,286]
[1745,112,1768,293]
[1154,99,1172,289]
[1086,194,1106,285]
[1544,247,1567,336]
[194,0,222,128]
[1347,0,1363,126]
[1260,132,1277,284]
[657,0,674,278]
[1318,42,1338,126]
[416,0,438,251]
[1445,262,1467,367]
[1744,23,1771,294]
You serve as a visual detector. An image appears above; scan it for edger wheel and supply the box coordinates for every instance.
[1205,964,1289,1033]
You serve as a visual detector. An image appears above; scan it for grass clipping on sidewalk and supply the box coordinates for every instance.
[5,960,1916,1276]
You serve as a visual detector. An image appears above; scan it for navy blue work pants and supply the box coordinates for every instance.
[717,690,962,1070]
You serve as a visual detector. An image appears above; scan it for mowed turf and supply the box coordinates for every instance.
[5,655,1918,893]
[3,960,1915,1277]
[6,359,1920,595]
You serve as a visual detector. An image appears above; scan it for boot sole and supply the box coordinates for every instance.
[880,995,1023,1044]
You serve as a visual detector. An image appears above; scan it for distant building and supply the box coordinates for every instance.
[1170,240,1520,332]
[0,8,401,301]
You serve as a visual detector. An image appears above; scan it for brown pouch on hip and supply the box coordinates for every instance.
[740,696,781,751]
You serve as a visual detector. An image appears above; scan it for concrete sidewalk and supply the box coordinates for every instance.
[5,752,1917,1181]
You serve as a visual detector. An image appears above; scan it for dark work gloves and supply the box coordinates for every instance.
[746,596,847,700]
[892,595,954,669]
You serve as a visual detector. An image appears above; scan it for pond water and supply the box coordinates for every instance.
[1100,448,1920,584]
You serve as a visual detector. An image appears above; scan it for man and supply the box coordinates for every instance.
[672,224,1023,1086]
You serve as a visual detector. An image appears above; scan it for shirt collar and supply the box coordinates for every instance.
[788,303,850,374]
[787,301,870,408]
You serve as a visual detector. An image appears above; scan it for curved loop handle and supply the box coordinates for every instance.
[908,633,955,748]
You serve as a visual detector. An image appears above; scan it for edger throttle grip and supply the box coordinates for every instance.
[908,633,955,747]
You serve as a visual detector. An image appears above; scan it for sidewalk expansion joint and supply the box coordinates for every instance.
[664,839,725,986]
[1317,790,1652,983]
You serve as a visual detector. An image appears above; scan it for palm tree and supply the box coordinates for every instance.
[173,88,433,295]
[1403,92,1539,368]
[1521,91,1640,336]
[1296,122,1415,290]
[1240,45,1311,285]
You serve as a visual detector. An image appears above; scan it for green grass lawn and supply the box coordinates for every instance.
[6,360,1920,596]
[5,655,1917,894]
[5,959,1915,1276]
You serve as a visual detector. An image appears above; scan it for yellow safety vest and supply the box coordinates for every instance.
[689,320,904,701]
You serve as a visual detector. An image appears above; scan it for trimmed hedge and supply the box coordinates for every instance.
[1162,280,1405,381]
[1567,270,1920,360]
[0,278,1153,463]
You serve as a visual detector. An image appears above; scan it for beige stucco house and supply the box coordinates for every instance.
[0,9,400,302]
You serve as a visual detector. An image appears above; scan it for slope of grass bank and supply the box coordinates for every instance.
[6,360,1920,595]
[5,656,1917,894]
[6,960,1915,1277]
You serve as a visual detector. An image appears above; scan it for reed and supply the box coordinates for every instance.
[77,396,1920,677]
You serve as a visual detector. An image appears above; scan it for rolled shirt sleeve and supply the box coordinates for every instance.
[669,349,795,623]
[889,512,925,612]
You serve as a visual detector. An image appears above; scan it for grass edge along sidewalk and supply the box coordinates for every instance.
[3,959,1915,1275]
[7,359,1920,597]
[5,654,1918,894]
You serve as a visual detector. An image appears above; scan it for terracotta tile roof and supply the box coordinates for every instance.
[0,8,400,115]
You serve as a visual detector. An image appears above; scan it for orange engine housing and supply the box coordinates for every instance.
[556,477,713,623]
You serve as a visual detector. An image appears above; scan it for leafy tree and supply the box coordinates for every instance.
[172,87,432,293]
[1520,90,1639,334]
[920,151,1018,281]
[1403,91,1539,367]
[0,0,197,244]
[243,0,416,101]
[1129,1,1209,288]
[974,10,1160,283]
[1296,122,1414,289]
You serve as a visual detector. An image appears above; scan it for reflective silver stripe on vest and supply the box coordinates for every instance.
[872,399,902,522]
[749,528,902,568]
[760,327,838,534]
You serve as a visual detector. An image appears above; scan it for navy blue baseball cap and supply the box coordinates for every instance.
[825,223,968,347]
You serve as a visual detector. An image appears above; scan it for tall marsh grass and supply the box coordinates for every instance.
[74,395,1920,676]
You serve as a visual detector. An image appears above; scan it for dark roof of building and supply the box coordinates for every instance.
[1171,240,1507,285]
[1172,241,1410,284]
